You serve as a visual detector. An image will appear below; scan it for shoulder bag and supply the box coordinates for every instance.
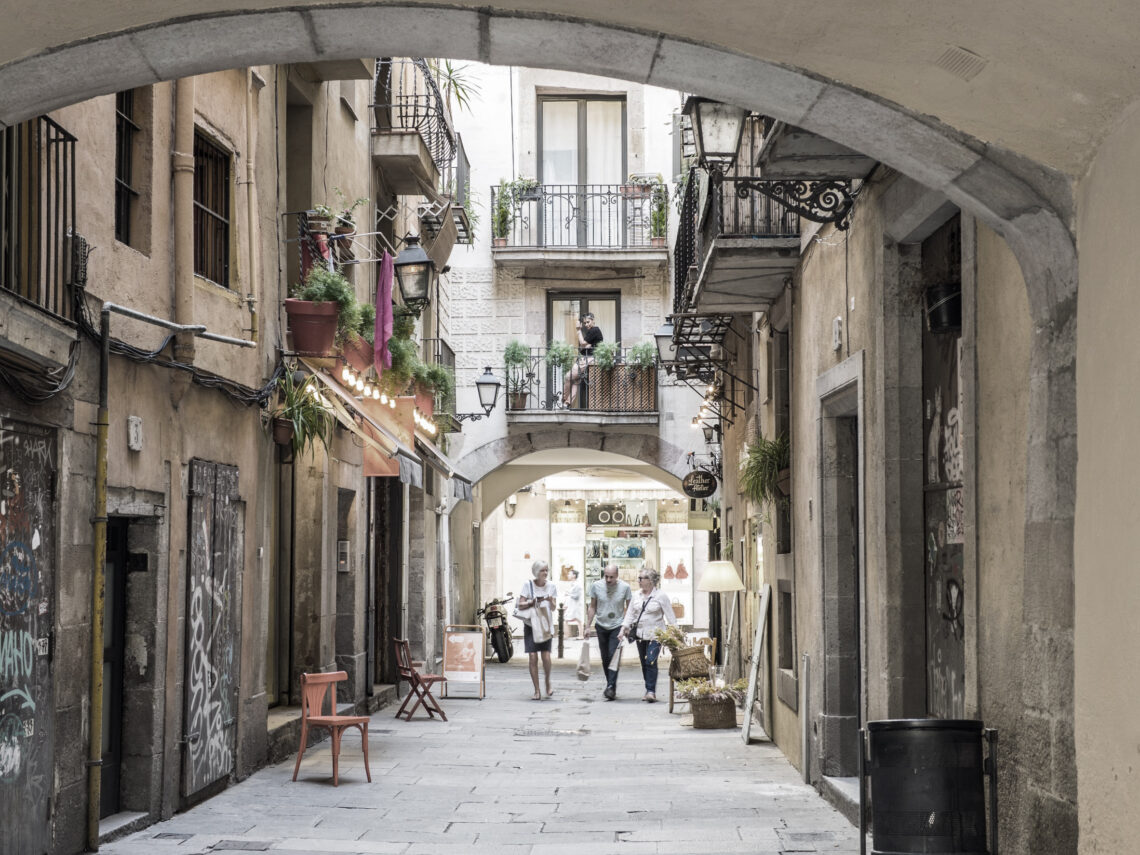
[512,581,536,625]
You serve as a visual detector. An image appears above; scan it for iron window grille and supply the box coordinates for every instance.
[193,131,231,288]
[114,90,140,246]
[0,115,77,321]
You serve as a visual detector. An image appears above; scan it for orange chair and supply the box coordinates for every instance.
[292,671,372,786]
[393,638,448,721]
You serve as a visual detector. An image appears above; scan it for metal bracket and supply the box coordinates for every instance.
[715,170,855,230]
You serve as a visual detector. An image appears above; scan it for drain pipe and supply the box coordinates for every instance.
[172,77,196,362]
[244,71,264,343]
[87,304,252,850]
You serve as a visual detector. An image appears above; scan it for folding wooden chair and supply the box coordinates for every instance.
[291,670,372,786]
[393,638,448,721]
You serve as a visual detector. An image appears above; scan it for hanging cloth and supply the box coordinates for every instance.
[374,250,394,371]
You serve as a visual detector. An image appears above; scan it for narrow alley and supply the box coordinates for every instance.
[99,657,858,855]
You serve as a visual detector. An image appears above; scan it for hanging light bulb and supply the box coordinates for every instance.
[380,392,388,404]
[355,377,364,392]
[364,382,373,397]
[372,387,381,400]
[341,365,352,383]
[389,398,396,408]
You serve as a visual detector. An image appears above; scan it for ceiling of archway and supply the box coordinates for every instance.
[0,1,1135,177]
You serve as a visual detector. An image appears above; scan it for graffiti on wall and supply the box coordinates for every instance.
[182,459,242,798]
[924,334,966,719]
[0,420,55,854]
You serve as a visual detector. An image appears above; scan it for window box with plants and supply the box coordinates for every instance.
[624,341,658,409]
[503,339,533,410]
[285,266,359,357]
[585,341,620,410]
[491,178,540,247]
[650,182,669,248]
[620,173,658,199]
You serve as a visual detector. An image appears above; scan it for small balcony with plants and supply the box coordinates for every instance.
[371,57,457,196]
[489,175,669,269]
[421,337,459,433]
[501,339,659,426]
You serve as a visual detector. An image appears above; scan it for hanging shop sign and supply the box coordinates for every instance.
[682,470,717,499]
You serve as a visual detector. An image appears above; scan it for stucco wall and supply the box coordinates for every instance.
[1074,101,1140,855]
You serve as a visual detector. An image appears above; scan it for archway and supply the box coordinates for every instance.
[0,8,1078,851]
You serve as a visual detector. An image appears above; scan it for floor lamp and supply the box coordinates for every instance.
[698,560,746,672]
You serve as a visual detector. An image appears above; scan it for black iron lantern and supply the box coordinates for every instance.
[654,321,677,365]
[682,96,747,171]
[394,233,434,312]
[474,366,502,416]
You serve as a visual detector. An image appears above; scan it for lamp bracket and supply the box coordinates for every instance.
[454,412,487,422]
[713,170,855,231]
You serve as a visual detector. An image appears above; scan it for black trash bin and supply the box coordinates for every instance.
[860,719,997,855]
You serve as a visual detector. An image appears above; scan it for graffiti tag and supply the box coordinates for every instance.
[0,543,35,616]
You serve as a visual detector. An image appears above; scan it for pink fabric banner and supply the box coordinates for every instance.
[374,250,394,370]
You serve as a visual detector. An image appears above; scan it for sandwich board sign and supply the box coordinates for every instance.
[442,625,485,698]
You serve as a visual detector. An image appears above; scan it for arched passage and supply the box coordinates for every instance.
[459,429,692,518]
[0,7,1079,850]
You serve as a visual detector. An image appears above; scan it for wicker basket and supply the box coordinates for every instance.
[669,645,711,680]
[690,697,737,729]
[671,601,685,619]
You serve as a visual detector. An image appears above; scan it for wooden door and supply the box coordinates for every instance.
[182,459,243,798]
[0,420,55,854]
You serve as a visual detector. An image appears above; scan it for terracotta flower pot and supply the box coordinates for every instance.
[650,235,666,248]
[343,335,374,373]
[272,417,294,447]
[492,237,508,247]
[284,298,338,356]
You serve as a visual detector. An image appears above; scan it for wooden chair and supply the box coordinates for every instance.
[393,638,448,721]
[668,636,717,713]
[291,671,372,786]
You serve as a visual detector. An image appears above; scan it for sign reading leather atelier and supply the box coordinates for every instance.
[682,470,717,499]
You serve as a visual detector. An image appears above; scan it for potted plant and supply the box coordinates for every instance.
[650,183,668,247]
[674,677,748,729]
[492,179,513,247]
[332,188,369,235]
[503,339,532,409]
[545,340,575,372]
[625,340,657,409]
[285,266,358,356]
[269,370,334,458]
[739,432,791,507]
[621,173,658,199]
[343,302,375,372]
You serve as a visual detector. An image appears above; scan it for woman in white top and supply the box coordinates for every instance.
[564,569,583,637]
[618,567,677,702]
[517,559,558,700]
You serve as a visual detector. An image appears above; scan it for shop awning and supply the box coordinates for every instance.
[414,435,474,502]
[305,364,423,487]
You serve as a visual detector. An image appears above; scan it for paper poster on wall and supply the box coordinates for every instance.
[442,626,485,698]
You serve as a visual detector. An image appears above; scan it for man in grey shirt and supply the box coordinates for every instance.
[585,564,632,700]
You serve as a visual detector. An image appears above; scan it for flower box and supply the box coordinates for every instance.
[690,696,737,729]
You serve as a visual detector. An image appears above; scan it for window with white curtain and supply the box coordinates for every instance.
[539,96,626,247]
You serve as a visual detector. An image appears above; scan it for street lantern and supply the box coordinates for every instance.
[474,366,501,416]
[654,321,677,364]
[682,96,747,171]
[393,233,434,312]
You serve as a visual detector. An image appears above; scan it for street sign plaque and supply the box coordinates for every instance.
[682,470,717,499]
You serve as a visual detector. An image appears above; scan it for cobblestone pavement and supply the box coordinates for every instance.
[102,652,860,855]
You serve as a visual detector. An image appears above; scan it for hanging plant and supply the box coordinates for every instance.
[739,433,790,507]
[269,370,334,458]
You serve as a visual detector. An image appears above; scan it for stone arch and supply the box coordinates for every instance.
[0,8,1077,848]
[459,428,692,496]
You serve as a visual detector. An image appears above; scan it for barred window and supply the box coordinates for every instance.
[193,131,230,287]
[114,91,140,245]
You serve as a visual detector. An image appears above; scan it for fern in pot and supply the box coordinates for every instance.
[739,432,791,508]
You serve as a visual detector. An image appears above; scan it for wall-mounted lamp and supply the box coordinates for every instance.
[456,367,503,422]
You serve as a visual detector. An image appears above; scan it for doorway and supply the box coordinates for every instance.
[100,518,129,818]
[819,384,862,778]
[547,291,620,409]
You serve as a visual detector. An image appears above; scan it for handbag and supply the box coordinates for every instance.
[531,601,554,643]
[577,640,591,681]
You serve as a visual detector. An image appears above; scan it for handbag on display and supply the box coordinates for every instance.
[676,561,688,580]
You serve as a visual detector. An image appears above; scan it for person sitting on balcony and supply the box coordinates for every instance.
[561,313,603,408]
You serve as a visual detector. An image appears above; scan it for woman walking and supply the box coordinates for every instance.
[618,568,677,702]
[517,559,558,700]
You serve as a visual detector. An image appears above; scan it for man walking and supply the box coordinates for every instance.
[585,564,631,700]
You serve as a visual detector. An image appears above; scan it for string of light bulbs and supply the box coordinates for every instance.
[338,361,439,436]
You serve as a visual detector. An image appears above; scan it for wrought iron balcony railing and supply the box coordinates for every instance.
[490,183,667,250]
[371,57,456,178]
[1,115,78,321]
[672,167,800,313]
[505,347,658,414]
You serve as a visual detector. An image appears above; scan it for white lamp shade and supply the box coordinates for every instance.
[698,560,744,592]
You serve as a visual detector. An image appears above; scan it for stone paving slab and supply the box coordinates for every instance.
[101,658,859,854]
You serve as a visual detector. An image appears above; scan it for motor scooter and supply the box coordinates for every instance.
[477,593,514,662]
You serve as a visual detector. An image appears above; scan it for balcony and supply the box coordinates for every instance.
[504,347,658,427]
[756,121,877,181]
[673,168,800,315]
[422,338,459,433]
[490,183,668,269]
[421,133,472,246]
[371,58,456,196]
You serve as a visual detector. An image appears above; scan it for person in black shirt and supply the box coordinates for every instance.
[561,313,603,408]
